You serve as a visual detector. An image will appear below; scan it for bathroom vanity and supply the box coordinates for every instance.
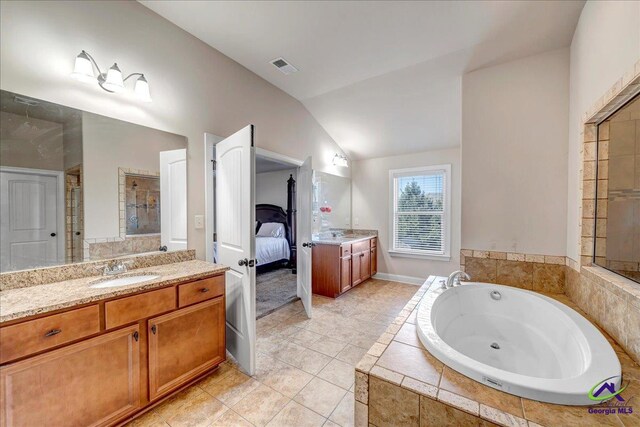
[0,256,228,427]
[312,234,378,298]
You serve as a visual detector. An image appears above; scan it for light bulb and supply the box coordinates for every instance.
[102,63,125,93]
[71,51,95,83]
[134,75,152,102]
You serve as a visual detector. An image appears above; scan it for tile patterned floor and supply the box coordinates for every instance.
[128,279,419,427]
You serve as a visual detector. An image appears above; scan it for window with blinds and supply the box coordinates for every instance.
[390,165,450,257]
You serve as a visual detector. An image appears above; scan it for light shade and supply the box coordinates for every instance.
[134,75,152,102]
[102,63,125,93]
[333,154,349,168]
[71,51,95,83]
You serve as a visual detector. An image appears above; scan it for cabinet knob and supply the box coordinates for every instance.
[133,331,139,342]
[44,329,62,337]
[200,287,209,293]
[151,325,157,335]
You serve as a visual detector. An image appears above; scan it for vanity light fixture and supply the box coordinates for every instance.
[71,50,152,102]
[333,153,349,168]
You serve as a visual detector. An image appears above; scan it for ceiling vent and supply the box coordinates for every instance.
[271,57,298,75]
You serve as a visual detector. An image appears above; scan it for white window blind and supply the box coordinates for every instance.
[390,165,450,257]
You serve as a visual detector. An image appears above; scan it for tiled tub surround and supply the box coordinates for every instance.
[461,249,566,294]
[0,249,196,291]
[566,265,640,365]
[0,258,227,323]
[356,276,640,427]
[85,234,162,261]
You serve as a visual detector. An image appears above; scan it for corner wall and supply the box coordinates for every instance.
[351,148,461,281]
[566,0,640,264]
[461,48,570,257]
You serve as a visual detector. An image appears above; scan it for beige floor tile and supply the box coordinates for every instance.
[288,348,334,375]
[266,400,326,427]
[322,421,341,427]
[126,411,168,427]
[290,328,324,346]
[210,410,254,427]
[260,362,314,398]
[270,341,309,365]
[165,392,228,427]
[335,344,369,366]
[232,384,290,427]
[294,377,348,417]
[328,392,355,427]
[317,358,356,390]
[201,368,261,407]
[150,385,205,421]
[306,337,348,357]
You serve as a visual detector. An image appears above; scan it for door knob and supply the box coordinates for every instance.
[50,232,56,237]
[302,242,315,248]
[238,258,249,266]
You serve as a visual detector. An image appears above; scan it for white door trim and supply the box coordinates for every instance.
[255,148,303,167]
[0,166,65,265]
[204,133,224,263]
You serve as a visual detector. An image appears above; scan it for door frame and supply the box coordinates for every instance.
[0,166,65,265]
[203,138,304,263]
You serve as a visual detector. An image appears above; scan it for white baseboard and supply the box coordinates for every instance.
[373,272,425,286]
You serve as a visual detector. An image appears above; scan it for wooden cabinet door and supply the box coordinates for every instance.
[371,247,378,276]
[361,249,371,281]
[1,325,140,427]
[351,252,362,286]
[340,256,352,293]
[148,297,225,400]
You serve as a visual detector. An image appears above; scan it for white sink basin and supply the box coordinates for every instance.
[89,274,160,289]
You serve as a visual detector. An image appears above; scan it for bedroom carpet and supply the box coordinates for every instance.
[256,268,298,318]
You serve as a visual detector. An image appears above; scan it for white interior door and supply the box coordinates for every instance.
[0,169,60,272]
[216,125,256,375]
[160,149,187,251]
[296,157,313,318]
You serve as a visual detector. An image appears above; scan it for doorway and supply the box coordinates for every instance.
[0,167,64,272]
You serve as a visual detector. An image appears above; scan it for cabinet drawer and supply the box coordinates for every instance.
[352,240,370,254]
[105,287,176,329]
[178,275,225,307]
[0,305,100,364]
[340,244,351,257]
[371,237,377,248]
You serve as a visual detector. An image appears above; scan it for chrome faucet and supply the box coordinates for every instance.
[96,260,133,276]
[446,270,471,288]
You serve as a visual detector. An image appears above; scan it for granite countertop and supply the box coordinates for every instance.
[312,233,377,246]
[0,260,229,323]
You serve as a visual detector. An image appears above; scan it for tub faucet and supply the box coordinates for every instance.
[446,270,470,288]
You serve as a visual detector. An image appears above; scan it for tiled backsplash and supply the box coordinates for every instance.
[460,249,565,294]
[85,235,161,261]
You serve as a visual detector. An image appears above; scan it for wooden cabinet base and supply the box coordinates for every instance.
[312,237,377,298]
[0,326,140,427]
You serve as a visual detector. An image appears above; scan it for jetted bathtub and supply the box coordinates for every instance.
[416,282,621,405]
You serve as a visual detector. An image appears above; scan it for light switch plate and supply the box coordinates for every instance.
[195,215,204,229]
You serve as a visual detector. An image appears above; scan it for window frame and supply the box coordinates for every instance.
[388,164,451,261]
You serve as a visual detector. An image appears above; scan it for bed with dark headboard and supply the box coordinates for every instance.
[255,173,296,272]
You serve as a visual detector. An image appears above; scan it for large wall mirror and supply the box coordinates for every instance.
[0,90,188,273]
[594,94,640,283]
[313,171,352,233]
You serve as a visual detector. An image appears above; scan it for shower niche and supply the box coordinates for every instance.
[123,173,161,236]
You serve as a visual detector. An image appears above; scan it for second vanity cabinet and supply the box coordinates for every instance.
[313,237,377,298]
[0,273,226,427]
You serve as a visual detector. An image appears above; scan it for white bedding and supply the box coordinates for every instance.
[256,236,290,266]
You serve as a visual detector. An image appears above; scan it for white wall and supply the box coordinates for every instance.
[0,0,348,259]
[255,169,296,209]
[461,48,569,256]
[82,112,186,239]
[351,148,461,280]
[567,1,640,262]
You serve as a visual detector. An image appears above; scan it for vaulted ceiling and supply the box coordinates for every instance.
[140,1,585,159]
